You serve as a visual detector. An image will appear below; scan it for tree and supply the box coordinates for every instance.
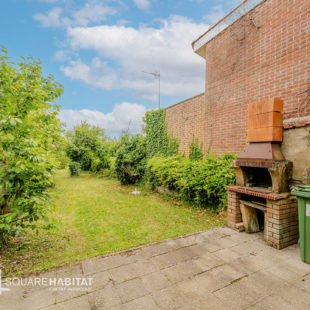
[0,48,63,242]
[66,122,109,172]
[115,134,147,185]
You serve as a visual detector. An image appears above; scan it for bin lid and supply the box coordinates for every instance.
[291,185,310,198]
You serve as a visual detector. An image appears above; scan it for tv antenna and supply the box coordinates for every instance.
[142,70,160,109]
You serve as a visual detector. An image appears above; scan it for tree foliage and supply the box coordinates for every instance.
[66,122,109,172]
[69,161,80,176]
[115,135,147,185]
[143,109,178,158]
[0,48,63,240]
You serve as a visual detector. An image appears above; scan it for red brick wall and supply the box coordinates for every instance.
[166,93,205,156]
[166,0,310,155]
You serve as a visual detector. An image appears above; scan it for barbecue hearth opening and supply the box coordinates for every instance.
[241,167,272,189]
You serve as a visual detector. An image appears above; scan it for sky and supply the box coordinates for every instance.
[1,0,240,136]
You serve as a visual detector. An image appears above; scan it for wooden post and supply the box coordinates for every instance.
[240,203,260,233]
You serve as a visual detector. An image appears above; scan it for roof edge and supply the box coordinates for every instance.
[192,0,265,58]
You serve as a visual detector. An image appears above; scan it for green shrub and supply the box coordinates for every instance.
[69,162,80,176]
[189,138,203,161]
[0,48,63,241]
[66,123,110,172]
[56,151,70,169]
[147,153,236,207]
[90,157,101,172]
[115,135,147,185]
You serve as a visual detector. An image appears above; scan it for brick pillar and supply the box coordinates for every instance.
[265,197,298,249]
[227,190,242,229]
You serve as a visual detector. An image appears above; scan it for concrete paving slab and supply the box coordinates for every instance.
[276,284,310,309]
[141,271,172,292]
[123,295,159,310]
[82,254,128,275]
[150,251,179,269]
[131,259,159,276]
[108,264,138,284]
[87,285,122,309]
[44,295,90,310]
[115,277,149,303]
[213,276,264,310]
[21,288,56,310]
[249,294,296,310]
[162,260,203,283]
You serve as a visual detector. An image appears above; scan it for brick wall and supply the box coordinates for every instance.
[166,93,205,156]
[166,0,310,155]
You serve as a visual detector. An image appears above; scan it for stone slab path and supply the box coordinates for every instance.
[1,227,310,309]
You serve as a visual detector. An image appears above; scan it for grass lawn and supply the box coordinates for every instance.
[0,170,225,277]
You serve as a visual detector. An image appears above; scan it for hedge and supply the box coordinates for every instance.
[147,154,236,207]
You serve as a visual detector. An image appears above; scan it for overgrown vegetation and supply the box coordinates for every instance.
[64,109,236,208]
[147,154,236,207]
[115,135,147,185]
[143,109,178,158]
[0,48,63,241]
[66,122,110,172]
[189,137,203,161]
[69,161,80,176]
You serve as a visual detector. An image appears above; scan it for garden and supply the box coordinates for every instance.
[0,49,236,277]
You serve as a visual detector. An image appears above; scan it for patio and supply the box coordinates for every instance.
[1,227,310,310]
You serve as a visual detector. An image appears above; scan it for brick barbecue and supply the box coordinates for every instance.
[227,98,298,249]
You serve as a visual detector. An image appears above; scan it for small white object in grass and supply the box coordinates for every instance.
[131,188,140,195]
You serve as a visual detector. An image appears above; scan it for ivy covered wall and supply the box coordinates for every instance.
[143,109,179,158]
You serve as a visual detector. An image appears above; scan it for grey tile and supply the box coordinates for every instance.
[44,295,90,310]
[82,255,128,275]
[141,272,171,291]
[131,259,159,277]
[109,264,138,284]
[115,278,149,303]
[123,295,159,310]
[88,285,122,309]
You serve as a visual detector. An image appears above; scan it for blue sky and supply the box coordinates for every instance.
[1,0,239,136]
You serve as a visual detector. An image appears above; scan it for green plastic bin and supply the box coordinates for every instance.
[291,185,310,264]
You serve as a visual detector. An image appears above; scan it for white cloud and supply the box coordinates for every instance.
[34,7,70,27]
[59,102,147,136]
[133,0,150,10]
[203,5,226,25]
[35,1,115,28]
[72,2,116,26]
[62,15,208,98]
[53,50,70,62]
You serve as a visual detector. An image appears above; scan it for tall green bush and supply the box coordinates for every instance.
[115,135,147,185]
[143,109,178,158]
[147,153,236,207]
[0,48,63,241]
[66,122,109,172]
[54,135,70,169]
[69,161,80,176]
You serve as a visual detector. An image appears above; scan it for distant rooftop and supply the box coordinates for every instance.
[192,0,265,58]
